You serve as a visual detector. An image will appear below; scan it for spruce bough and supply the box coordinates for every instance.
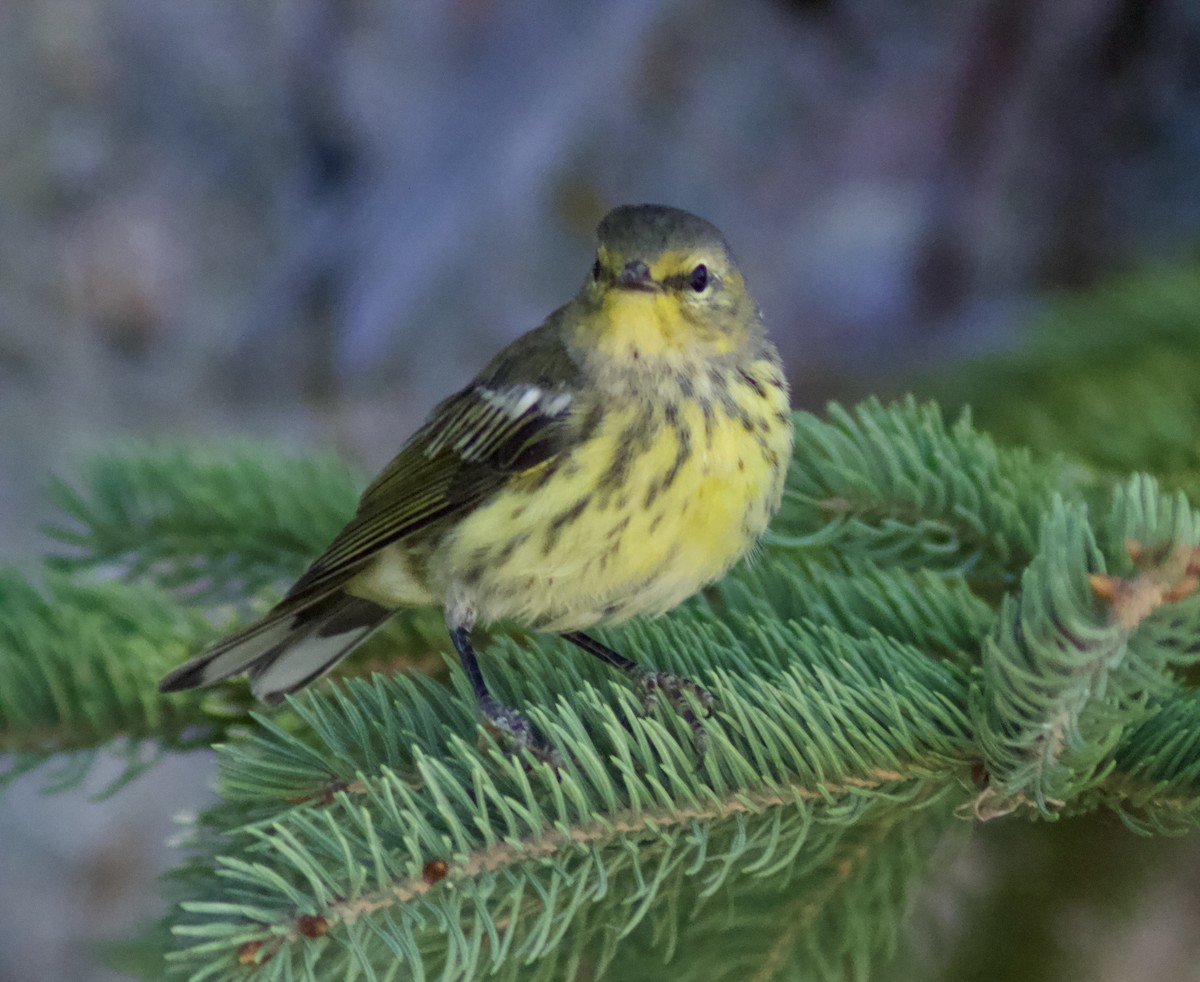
[3,397,1199,981]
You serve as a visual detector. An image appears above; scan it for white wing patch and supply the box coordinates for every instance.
[479,384,541,417]
[425,384,572,461]
[477,385,573,419]
[542,390,573,416]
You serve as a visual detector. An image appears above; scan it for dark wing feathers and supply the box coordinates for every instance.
[284,380,575,601]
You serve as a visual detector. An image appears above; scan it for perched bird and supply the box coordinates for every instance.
[161,204,793,760]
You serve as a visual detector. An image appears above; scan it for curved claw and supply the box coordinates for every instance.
[477,695,563,770]
[633,669,716,765]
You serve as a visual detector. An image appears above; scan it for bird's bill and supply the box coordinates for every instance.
[615,260,660,292]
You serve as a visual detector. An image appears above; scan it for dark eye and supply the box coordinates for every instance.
[592,257,602,281]
[689,264,709,292]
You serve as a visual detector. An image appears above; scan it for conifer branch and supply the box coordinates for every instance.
[771,397,1066,586]
[970,477,1199,818]
[4,395,1200,978]
[164,617,974,979]
[1098,689,1200,834]
[708,553,993,663]
[44,443,360,602]
[0,570,218,778]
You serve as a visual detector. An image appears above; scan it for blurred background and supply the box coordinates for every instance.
[2,0,1199,979]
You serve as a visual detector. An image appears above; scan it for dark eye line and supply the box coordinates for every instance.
[591,257,603,281]
[664,267,718,293]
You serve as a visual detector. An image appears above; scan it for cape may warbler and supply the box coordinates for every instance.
[161,204,793,760]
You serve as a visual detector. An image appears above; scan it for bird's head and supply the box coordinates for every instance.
[573,204,759,360]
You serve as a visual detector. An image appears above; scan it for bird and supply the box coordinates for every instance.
[160,204,794,761]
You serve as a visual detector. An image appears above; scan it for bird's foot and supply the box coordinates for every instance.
[633,669,715,764]
[477,695,562,770]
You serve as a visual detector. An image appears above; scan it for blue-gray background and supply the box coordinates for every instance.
[2,2,1199,979]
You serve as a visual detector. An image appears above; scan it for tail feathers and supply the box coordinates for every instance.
[159,592,392,703]
[248,594,393,702]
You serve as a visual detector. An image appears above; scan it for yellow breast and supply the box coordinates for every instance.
[435,357,792,631]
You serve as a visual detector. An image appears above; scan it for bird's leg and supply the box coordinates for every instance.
[449,624,559,766]
[560,631,714,761]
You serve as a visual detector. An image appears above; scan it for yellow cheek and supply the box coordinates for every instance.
[647,250,694,280]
